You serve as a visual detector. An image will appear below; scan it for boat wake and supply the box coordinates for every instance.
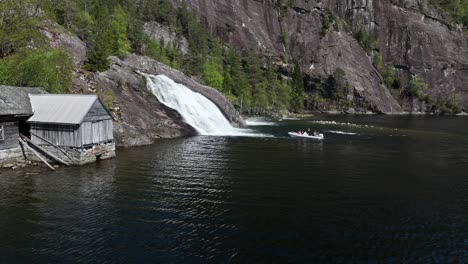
[310,120,374,128]
[245,118,277,126]
[326,130,358,135]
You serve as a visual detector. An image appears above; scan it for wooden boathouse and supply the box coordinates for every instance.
[0,86,45,166]
[27,94,116,165]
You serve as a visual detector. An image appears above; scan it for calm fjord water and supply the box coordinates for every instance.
[1,115,468,263]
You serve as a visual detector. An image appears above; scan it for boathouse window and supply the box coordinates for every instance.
[0,125,4,141]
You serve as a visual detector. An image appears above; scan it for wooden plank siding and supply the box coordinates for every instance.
[0,122,20,150]
[31,120,113,148]
[80,120,113,146]
[31,124,82,148]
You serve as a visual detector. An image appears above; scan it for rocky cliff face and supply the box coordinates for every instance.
[179,0,468,112]
[143,22,189,55]
[347,0,468,110]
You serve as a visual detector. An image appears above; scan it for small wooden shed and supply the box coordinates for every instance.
[0,86,44,164]
[27,94,114,148]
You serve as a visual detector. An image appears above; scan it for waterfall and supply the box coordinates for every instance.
[145,74,247,136]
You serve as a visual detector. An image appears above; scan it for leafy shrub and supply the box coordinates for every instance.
[437,94,462,113]
[8,49,73,93]
[408,77,427,99]
[354,25,377,54]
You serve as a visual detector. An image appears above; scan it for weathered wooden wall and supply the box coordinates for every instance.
[31,120,113,148]
[31,124,82,148]
[0,122,19,150]
[81,120,113,146]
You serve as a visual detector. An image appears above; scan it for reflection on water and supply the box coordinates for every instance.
[1,115,468,263]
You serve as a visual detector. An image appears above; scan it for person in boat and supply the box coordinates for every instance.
[313,130,318,136]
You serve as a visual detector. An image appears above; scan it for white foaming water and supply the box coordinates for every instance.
[245,117,277,126]
[326,130,358,135]
[145,74,264,137]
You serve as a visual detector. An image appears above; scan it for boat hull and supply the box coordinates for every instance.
[288,132,324,140]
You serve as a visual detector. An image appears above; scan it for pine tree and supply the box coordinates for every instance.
[111,5,131,55]
[85,1,112,71]
[0,0,45,58]
[243,50,267,111]
[291,62,305,112]
[203,38,224,90]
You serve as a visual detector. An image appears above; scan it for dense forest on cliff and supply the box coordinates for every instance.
[430,0,468,27]
[0,0,466,114]
[0,0,308,115]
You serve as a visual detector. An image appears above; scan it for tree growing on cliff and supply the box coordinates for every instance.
[111,5,131,55]
[325,68,351,101]
[290,62,305,112]
[354,24,376,54]
[73,11,95,41]
[430,0,468,28]
[203,38,224,91]
[223,48,251,108]
[0,0,46,58]
[265,63,292,111]
[408,77,427,99]
[86,29,113,71]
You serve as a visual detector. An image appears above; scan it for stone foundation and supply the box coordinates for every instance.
[0,148,26,167]
[27,142,116,166]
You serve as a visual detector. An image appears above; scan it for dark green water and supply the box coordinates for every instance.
[1,115,468,263]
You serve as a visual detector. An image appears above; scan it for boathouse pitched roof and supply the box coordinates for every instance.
[0,86,45,116]
[27,94,112,125]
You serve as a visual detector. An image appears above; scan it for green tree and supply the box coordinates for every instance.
[251,82,269,110]
[277,79,293,110]
[203,38,224,90]
[408,77,427,99]
[141,0,177,26]
[326,68,350,100]
[223,48,251,108]
[0,59,11,84]
[203,62,224,90]
[86,29,113,71]
[291,62,305,112]
[244,50,265,87]
[49,0,79,28]
[8,49,73,93]
[0,0,45,58]
[383,65,395,88]
[111,5,131,55]
[85,1,112,71]
[354,24,376,54]
[243,50,268,111]
[430,0,468,28]
[373,53,384,72]
[73,11,95,41]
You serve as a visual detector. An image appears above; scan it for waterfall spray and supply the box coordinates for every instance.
[144,74,250,136]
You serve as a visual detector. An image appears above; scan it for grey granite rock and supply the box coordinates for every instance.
[178,0,468,112]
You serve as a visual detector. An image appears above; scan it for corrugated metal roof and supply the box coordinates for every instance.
[27,95,99,125]
[0,86,46,116]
